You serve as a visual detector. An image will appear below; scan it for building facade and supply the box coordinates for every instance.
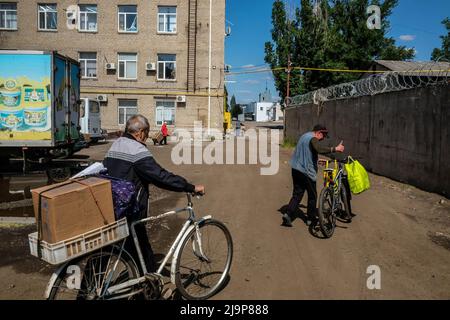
[0,0,225,133]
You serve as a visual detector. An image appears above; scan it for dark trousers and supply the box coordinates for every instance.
[341,175,353,215]
[161,136,167,145]
[125,222,157,274]
[287,169,317,219]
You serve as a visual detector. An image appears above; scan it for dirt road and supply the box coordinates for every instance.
[1,128,449,300]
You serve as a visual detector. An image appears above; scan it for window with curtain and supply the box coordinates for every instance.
[118,53,137,79]
[79,52,97,78]
[118,5,137,32]
[157,54,176,80]
[79,4,97,32]
[38,4,57,31]
[158,6,176,33]
[155,100,175,125]
[118,99,138,125]
[0,3,17,30]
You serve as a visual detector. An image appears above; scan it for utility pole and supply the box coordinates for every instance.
[286,54,292,100]
[284,54,292,141]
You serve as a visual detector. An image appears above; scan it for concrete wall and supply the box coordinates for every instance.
[285,85,450,196]
[0,0,225,132]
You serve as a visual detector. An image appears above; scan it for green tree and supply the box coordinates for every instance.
[230,95,242,118]
[265,0,415,96]
[224,85,230,112]
[431,18,450,61]
[264,0,303,102]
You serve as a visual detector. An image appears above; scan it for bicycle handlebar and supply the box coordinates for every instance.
[319,156,364,165]
[186,192,204,206]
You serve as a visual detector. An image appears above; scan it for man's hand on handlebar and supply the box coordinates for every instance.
[194,185,205,195]
[335,141,345,153]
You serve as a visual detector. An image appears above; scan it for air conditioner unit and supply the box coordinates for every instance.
[176,95,186,103]
[97,94,108,102]
[105,63,116,70]
[146,62,156,71]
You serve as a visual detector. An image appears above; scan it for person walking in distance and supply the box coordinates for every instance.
[282,124,345,227]
[161,121,168,145]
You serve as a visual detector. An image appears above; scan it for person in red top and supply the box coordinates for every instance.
[161,121,168,145]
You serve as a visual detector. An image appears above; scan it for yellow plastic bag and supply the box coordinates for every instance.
[345,157,370,195]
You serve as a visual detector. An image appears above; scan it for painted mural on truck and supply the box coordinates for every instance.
[0,54,52,141]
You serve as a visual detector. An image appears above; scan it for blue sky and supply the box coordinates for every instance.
[0,54,51,82]
[225,0,450,104]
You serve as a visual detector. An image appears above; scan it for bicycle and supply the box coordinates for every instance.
[317,157,353,238]
[45,193,233,300]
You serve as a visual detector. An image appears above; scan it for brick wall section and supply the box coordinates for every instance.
[0,0,225,132]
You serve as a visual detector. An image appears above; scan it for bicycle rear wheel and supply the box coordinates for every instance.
[48,245,140,300]
[174,219,233,300]
[318,187,336,238]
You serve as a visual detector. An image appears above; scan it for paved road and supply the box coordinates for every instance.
[1,128,449,299]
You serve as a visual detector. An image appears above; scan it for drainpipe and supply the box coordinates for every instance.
[208,0,212,136]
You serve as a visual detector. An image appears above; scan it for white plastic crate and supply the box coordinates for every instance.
[29,218,129,265]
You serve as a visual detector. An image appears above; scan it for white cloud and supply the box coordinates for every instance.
[399,35,416,41]
[237,90,252,94]
[242,64,255,69]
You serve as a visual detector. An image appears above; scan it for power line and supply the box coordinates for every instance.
[226,65,450,76]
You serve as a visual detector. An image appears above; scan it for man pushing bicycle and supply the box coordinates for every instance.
[103,115,205,272]
[282,124,346,228]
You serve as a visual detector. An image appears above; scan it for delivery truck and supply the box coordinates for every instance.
[0,50,87,181]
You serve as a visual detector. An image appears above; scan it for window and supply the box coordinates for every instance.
[156,100,175,125]
[89,101,100,113]
[118,53,137,79]
[79,52,97,78]
[38,4,57,31]
[79,4,97,32]
[157,54,176,80]
[0,3,17,30]
[118,5,137,32]
[118,99,138,125]
[158,6,176,33]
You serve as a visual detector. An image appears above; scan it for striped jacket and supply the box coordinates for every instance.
[103,133,195,219]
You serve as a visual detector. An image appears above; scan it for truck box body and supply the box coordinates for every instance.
[0,50,81,148]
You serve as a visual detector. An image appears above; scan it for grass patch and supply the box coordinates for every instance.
[281,137,297,149]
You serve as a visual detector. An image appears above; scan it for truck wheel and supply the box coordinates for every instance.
[47,167,71,184]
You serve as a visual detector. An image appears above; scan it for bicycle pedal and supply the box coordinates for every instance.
[161,288,173,300]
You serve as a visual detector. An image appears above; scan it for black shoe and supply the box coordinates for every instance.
[282,214,293,227]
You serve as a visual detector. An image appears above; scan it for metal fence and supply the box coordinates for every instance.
[286,61,450,108]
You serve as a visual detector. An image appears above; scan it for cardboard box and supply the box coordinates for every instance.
[32,177,115,244]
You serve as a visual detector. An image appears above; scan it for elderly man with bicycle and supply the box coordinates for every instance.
[282,124,346,228]
[103,115,205,272]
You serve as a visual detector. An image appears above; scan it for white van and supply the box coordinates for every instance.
[80,98,103,143]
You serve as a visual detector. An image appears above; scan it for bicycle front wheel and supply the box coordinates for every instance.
[174,219,233,300]
[48,245,140,300]
[318,187,336,238]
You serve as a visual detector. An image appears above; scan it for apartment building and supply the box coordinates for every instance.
[0,0,225,133]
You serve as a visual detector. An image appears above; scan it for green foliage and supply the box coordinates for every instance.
[265,0,415,100]
[224,85,230,112]
[282,136,298,149]
[431,18,450,61]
